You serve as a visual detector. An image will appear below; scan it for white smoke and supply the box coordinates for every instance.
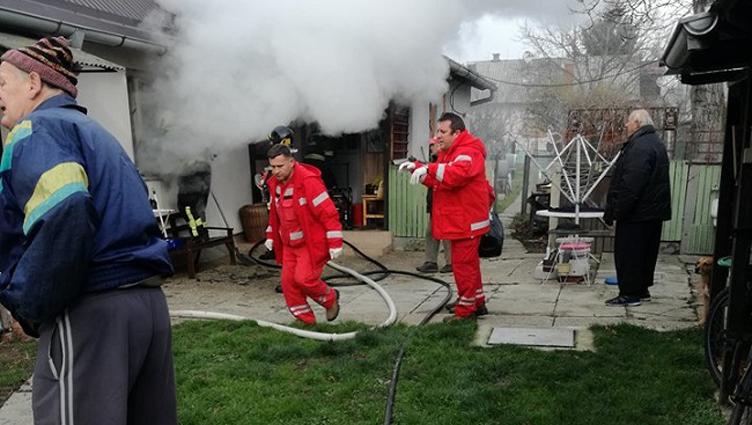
[137,0,579,174]
[138,0,462,172]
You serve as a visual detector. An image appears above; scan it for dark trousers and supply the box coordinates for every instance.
[614,220,663,297]
[32,287,177,425]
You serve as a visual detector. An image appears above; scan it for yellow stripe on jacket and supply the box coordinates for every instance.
[23,162,89,234]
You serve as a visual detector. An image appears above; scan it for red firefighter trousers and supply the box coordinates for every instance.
[281,244,337,324]
[450,237,486,317]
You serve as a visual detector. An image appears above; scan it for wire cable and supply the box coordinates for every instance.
[485,59,659,88]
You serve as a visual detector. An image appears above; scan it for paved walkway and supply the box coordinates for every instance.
[0,197,700,423]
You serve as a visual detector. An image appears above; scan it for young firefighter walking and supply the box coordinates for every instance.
[264,141,343,324]
[400,112,494,320]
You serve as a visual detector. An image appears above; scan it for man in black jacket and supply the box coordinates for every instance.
[604,109,671,306]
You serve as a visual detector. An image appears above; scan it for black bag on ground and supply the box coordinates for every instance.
[478,211,504,258]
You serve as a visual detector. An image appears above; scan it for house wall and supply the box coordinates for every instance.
[77,71,135,159]
[203,145,254,234]
[408,101,430,161]
[407,80,474,161]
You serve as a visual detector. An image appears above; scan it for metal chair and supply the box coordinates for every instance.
[166,162,236,278]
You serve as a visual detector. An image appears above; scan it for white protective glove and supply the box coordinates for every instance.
[398,161,417,173]
[264,239,274,251]
[409,167,428,185]
[329,247,344,260]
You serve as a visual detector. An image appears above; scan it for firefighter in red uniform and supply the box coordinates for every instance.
[264,141,343,324]
[400,112,494,319]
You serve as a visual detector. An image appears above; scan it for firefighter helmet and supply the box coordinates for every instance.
[269,125,294,146]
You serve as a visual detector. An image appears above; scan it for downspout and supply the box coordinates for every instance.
[470,89,496,107]
[0,6,168,55]
[447,59,497,106]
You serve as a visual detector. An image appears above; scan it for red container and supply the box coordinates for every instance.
[352,203,363,228]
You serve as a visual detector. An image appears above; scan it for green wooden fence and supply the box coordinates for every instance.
[661,161,689,241]
[388,161,495,238]
[682,164,722,254]
[388,165,428,238]
[659,160,721,254]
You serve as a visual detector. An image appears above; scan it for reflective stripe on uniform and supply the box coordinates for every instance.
[299,197,307,206]
[326,230,343,239]
[283,187,294,197]
[289,305,312,315]
[275,186,281,195]
[265,226,272,232]
[452,154,472,163]
[312,191,329,207]
[470,219,490,231]
[457,296,475,306]
[290,231,304,241]
[436,164,446,182]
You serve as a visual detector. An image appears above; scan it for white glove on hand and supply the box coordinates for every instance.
[264,239,274,251]
[329,247,343,260]
[398,161,416,173]
[410,167,428,185]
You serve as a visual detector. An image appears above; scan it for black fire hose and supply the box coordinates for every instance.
[243,239,392,286]
[243,238,452,425]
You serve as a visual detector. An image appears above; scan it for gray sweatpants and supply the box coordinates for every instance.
[425,216,451,265]
[32,286,177,425]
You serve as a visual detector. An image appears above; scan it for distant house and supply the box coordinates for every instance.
[466,53,665,156]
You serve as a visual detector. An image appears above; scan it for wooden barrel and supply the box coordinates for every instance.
[239,203,269,243]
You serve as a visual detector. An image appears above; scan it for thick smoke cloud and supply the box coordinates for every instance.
[137,0,576,174]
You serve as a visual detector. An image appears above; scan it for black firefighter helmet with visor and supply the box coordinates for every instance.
[269,125,294,146]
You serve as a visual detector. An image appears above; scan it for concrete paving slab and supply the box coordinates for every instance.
[472,314,555,328]
[623,317,698,331]
[553,316,627,329]
[488,283,559,316]
[0,392,32,425]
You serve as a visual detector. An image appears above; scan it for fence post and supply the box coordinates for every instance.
[521,155,531,215]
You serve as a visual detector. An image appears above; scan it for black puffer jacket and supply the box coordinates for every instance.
[604,125,671,224]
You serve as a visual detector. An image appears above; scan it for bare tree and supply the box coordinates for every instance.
[466,103,517,159]
[516,0,692,133]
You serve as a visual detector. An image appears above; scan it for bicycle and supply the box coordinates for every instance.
[706,286,731,386]
[728,346,752,424]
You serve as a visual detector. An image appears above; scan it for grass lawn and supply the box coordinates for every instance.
[173,321,723,425]
[0,337,36,405]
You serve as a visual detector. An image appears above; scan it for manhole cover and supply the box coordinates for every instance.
[488,327,575,348]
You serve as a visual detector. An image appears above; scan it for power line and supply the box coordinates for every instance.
[484,59,660,88]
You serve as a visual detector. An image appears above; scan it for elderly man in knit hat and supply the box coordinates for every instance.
[0,37,177,424]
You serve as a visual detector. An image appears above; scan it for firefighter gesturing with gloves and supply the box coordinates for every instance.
[264,141,343,324]
[399,112,494,320]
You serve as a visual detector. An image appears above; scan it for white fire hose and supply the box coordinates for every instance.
[170,260,398,342]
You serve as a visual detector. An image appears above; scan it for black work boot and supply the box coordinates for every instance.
[416,262,439,273]
[326,289,341,322]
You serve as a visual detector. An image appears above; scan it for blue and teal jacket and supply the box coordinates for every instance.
[0,94,173,329]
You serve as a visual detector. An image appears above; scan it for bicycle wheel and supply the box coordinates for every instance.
[729,400,752,425]
[706,287,730,386]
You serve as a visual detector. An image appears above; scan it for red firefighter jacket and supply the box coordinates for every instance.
[421,130,495,240]
[266,163,343,268]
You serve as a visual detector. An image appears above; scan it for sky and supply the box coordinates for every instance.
[448,15,531,63]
